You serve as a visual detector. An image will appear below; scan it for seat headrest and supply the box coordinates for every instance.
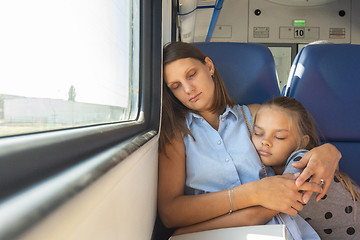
[193,42,280,105]
[286,44,360,141]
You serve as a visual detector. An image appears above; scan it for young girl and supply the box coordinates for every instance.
[251,96,360,239]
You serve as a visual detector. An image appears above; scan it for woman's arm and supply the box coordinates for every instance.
[158,133,231,228]
[158,134,230,228]
[158,133,322,228]
[292,143,342,202]
[173,206,277,236]
[158,133,248,228]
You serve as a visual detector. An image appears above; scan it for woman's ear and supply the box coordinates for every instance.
[301,135,310,148]
[204,57,215,75]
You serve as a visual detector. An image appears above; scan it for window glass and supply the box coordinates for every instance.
[268,46,292,90]
[0,0,139,137]
[298,43,308,51]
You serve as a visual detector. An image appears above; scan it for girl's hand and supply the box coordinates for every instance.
[292,143,341,202]
[255,173,322,216]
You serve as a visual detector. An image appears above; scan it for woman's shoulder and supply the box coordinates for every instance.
[159,131,186,161]
[233,104,260,120]
[246,104,261,117]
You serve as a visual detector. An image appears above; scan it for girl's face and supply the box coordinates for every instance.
[251,106,308,174]
[164,57,215,114]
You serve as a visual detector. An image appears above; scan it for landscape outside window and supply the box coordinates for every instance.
[0,0,139,137]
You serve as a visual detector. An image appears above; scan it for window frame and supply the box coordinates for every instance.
[0,0,161,238]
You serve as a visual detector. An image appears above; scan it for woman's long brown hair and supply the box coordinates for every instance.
[159,42,235,153]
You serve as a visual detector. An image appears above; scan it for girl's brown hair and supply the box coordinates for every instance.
[260,96,360,203]
[159,42,235,153]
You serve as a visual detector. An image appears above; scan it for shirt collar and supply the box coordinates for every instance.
[185,112,202,128]
[185,105,240,127]
[224,105,240,121]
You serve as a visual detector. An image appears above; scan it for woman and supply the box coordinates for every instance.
[158,42,341,235]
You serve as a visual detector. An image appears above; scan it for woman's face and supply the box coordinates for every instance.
[164,57,215,114]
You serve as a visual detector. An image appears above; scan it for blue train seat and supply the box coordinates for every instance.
[193,42,280,105]
[284,44,360,184]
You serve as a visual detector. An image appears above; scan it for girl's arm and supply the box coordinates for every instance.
[292,143,341,202]
[158,133,322,228]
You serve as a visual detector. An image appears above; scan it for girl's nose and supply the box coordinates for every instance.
[261,139,271,148]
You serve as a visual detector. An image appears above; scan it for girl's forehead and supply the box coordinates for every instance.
[258,105,290,116]
[257,106,297,124]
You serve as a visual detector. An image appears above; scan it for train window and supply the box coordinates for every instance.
[0,0,161,238]
[266,44,297,91]
[268,46,292,90]
[0,0,139,137]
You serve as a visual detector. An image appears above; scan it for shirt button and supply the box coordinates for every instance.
[217,140,221,145]
[221,118,225,122]
[225,158,230,162]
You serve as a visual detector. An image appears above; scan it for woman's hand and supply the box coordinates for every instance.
[254,173,322,216]
[292,143,341,202]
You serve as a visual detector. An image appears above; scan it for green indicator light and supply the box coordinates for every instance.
[294,20,306,27]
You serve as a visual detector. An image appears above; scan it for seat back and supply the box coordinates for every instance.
[193,42,280,105]
[285,44,360,184]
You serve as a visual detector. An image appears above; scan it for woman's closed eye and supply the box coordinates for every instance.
[187,70,197,78]
[169,82,180,90]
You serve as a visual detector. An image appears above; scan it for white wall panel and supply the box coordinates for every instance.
[18,137,159,240]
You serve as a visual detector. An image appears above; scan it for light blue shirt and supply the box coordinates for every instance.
[183,105,320,240]
[184,105,272,193]
[283,149,308,175]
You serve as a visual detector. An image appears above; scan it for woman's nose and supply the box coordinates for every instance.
[183,82,195,94]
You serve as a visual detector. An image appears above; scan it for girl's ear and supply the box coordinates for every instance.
[301,135,310,148]
[204,57,215,75]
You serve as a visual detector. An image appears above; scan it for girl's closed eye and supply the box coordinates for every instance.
[253,131,263,136]
[275,134,287,140]
[253,126,264,136]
